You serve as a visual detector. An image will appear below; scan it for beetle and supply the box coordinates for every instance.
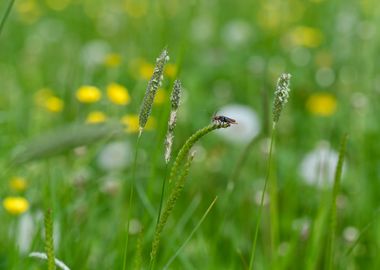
[212,115,238,126]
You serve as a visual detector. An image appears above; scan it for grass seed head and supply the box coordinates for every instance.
[139,49,169,134]
[272,73,291,124]
[164,79,182,163]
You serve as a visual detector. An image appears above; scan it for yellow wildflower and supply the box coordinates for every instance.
[86,111,107,124]
[164,63,177,78]
[153,89,167,105]
[257,4,281,31]
[44,96,64,112]
[76,86,102,103]
[9,177,27,192]
[16,0,41,24]
[104,53,122,68]
[3,196,29,215]
[289,26,323,48]
[45,0,71,11]
[34,88,64,113]
[139,61,154,80]
[124,0,148,18]
[121,115,156,133]
[306,93,337,116]
[107,83,130,105]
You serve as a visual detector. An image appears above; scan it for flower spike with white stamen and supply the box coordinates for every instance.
[164,79,182,163]
[272,73,291,125]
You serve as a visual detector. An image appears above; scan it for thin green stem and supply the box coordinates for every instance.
[248,124,276,270]
[163,196,218,269]
[268,141,279,266]
[327,134,348,270]
[122,135,141,270]
[149,153,195,270]
[0,0,15,37]
[156,164,169,228]
[149,164,169,270]
[44,209,56,270]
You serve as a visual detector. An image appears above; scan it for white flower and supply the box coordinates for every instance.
[221,20,252,47]
[292,217,311,239]
[97,141,131,171]
[343,226,359,243]
[254,190,269,206]
[100,176,121,196]
[299,141,346,187]
[215,104,260,144]
[17,213,35,254]
[290,47,311,67]
[191,16,215,43]
[129,219,142,235]
[81,40,110,67]
[315,67,335,87]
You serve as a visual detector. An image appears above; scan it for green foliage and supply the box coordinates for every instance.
[327,134,349,270]
[11,122,125,164]
[150,152,195,268]
[0,0,378,269]
[44,210,56,270]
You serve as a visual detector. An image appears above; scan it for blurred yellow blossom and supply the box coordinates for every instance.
[45,0,71,11]
[104,53,122,68]
[44,96,64,112]
[34,88,64,113]
[154,89,167,105]
[257,4,281,31]
[121,114,156,133]
[107,83,130,105]
[306,93,337,116]
[76,86,102,103]
[2,196,29,215]
[9,177,27,192]
[16,0,41,24]
[139,61,154,80]
[165,64,178,78]
[124,0,148,18]
[86,111,107,124]
[289,26,323,48]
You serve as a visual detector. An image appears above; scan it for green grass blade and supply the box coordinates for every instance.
[327,134,349,270]
[248,125,276,270]
[0,0,15,37]
[150,152,195,269]
[44,209,56,270]
[122,135,141,270]
[11,122,125,164]
[163,196,218,269]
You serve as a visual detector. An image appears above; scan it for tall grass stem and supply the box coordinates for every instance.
[248,124,276,270]
[327,134,348,270]
[44,209,56,270]
[149,152,195,270]
[163,196,218,269]
[122,135,141,270]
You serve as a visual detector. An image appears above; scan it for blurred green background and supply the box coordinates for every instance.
[1,0,380,269]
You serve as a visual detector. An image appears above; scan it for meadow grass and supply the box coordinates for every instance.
[1,0,379,269]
